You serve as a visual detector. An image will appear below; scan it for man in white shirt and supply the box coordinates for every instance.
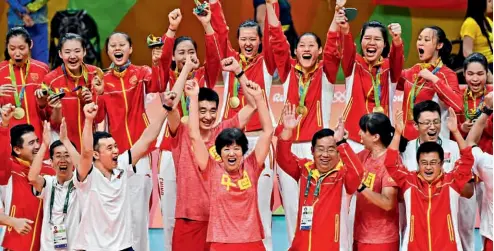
[73,100,168,251]
[401,100,476,251]
[28,118,81,251]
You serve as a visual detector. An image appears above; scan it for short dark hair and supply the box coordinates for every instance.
[311,129,334,148]
[359,21,390,58]
[413,100,441,124]
[198,87,220,108]
[5,26,32,60]
[93,131,113,151]
[463,52,489,73]
[49,140,76,159]
[296,32,322,48]
[237,20,262,40]
[215,128,249,156]
[416,141,444,163]
[59,33,86,51]
[10,124,35,157]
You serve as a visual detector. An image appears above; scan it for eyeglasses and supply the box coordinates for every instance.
[314,147,337,154]
[419,160,441,166]
[417,119,441,126]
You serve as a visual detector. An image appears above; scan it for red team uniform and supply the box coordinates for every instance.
[0,125,55,251]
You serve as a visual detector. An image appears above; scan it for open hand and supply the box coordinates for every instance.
[282,103,302,130]
[394,110,404,135]
[11,218,33,235]
[447,108,459,134]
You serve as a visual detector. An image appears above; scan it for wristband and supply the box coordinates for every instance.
[482,106,493,116]
[336,138,347,146]
[358,184,367,193]
[235,70,244,79]
[168,27,177,32]
[162,104,173,111]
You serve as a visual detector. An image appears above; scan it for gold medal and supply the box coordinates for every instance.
[373,106,384,113]
[229,96,240,109]
[13,107,25,120]
[296,105,308,116]
[181,116,189,124]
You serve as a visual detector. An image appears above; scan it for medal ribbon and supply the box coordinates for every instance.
[62,63,89,88]
[409,60,443,114]
[177,70,196,116]
[49,180,74,224]
[8,62,29,108]
[463,88,485,120]
[298,73,311,107]
[370,68,382,109]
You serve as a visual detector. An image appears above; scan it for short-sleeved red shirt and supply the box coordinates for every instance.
[206,152,264,243]
[354,149,400,244]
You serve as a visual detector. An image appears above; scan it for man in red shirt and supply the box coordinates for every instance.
[276,106,364,251]
[0,103,55,251]
[164,56,257,251]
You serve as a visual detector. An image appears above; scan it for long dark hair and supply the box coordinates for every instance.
[359,21,390,58]
[465,0,492,52]
[4,27,32,60]
[359,113,408,152]
[420,26,452,64]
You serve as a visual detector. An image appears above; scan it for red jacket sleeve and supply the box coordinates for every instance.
[451,146,474,192]
[384,149,412,190]
[210,1,237,59]
[485,115,493,138]
[276,139,302,181]
[337,143,364,194]
[94,93,106,124]
[141,65,164,93]
[0,126,13,185]
[432,70,463,112]
[262,2,280,75]
[269,24,292,83]
[159,34,175,88]
[323,31,342,84]
[389,42,405,83]
[340,32,356,78]
[203,33,222,88]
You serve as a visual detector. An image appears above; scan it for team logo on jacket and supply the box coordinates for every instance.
[30,73,39,81]
[362,172,376,190]
[130,75,138,85]
[444,152,451,163]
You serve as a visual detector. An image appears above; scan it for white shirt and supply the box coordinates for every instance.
[472,147,493,240]
[36,175,80,251]
[72,150,135,251]
[401,138,460,172]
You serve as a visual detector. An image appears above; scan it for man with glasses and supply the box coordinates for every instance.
[401,100,476,251]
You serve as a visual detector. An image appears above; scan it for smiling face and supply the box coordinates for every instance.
[295,34,322,71]
[107,33,133,67]
[7,35,31,64]
[93,137,119,170]
[418,152,443,183]
[13,132,40,163]
[415,111,441,143]
[238,27,260,59]
[465,62,487,95]
[198,100,217,130]
[59,40,86,73]
[416,28,441,63]
[311,136,340,173]
[173,40,198,71]
[51,145,74,181]
[361,27,385,64]
[220,143,244,172]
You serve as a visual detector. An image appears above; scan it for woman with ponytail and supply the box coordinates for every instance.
[397,26,462,141]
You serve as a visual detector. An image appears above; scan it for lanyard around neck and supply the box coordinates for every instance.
[49,180,74,225]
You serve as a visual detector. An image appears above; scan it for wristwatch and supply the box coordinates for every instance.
[358,184,367,193]
[336,138,347,146]
[482,106,493,116]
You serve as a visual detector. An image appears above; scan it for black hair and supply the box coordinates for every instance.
[58,33,86,51]
[359,21,390,58]
[311,129,334,148]
[416,141,444,163]
[465,0,492,52]
[49,140,76,159]
[413,100,441,124]
[198,87,220,108]
[10,124,35,157]
[237,20,262,40]
[4,27,32,60]
[419,26,452,64]
[215,128,249,156]
[93,131,113,151]
[359,113,408,152]
[105,32,133,53]
[296,32,322,48]
[463,52,489,72]
[171,36,198,70]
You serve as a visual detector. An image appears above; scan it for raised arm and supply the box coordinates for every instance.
[419,69,463,112]
[186,80,210,171]
[333,7,354,79]
[59,117,80,167]
[387,23,404,83]
[130,107,167,166]
[452,146,474,192]
[79,103,98,182]
[448,107,468,150]
[267,2,292,83]
[221,57,256,128]
[245,81,274,166]
[0,104,15,185]
[160,9,181,85]
[276,103,303,180]
[467,92,492,145]
[262,0,280,75]
[209,0,236,58]
[28,121,50,192]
